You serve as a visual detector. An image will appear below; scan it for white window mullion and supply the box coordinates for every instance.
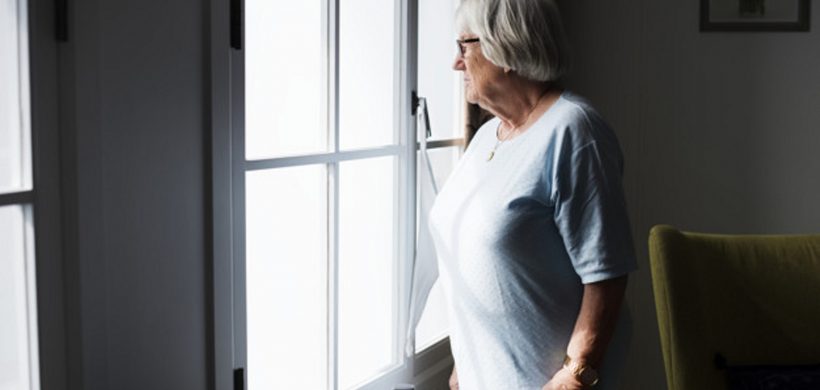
[326,0,338,155]
[394,4,405,362]
[328,0,340,388]
[22,204,40,390]
[328,160,340,390]
[18,0,32,192]
[0,191,34,206]
[395,0,415,375]
[244,146,404,171]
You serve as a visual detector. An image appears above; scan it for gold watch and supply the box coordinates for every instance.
[563,355,599,387]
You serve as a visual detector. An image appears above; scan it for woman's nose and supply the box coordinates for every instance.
[452,54,465,71]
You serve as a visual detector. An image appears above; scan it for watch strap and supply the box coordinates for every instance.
[563,355,599,386]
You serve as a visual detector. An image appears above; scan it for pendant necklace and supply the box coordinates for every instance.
[486,88,551,162]
[486,126,510,161]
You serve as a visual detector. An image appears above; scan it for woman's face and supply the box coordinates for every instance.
[453,34,506,106]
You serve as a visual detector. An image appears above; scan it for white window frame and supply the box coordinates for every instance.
[1,0,38,387]
[208,0,462,388]
[2,0,65,388]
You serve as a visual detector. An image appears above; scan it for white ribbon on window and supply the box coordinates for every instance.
[405,97,441,357]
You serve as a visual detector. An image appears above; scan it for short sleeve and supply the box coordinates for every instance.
[551,128,638,284]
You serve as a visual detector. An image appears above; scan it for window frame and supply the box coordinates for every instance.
[0,0,34,385]
[1,0,66,388]
[208,0,461,388]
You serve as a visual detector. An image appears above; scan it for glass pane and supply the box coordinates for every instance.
[0,205,37,390]
[245,0,325,160]
[339,0,396,150]
[414,147,460,352]
[419,0,463,140]
[246,166,327,390]
[0,0,31,194]
[338,156,396,389]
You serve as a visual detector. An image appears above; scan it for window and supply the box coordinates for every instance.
[0,0,40,389]
[242,1,403,388]
[212,0,464,388]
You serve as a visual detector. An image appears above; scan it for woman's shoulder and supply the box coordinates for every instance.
[546,91,619,151]
[549,91,607,133]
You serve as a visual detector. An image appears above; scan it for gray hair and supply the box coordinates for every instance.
[456,0,570,82]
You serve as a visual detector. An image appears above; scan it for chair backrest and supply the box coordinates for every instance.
[648,225,820,390]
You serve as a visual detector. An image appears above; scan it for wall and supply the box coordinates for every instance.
[60,0,210,388]
[560,1,820,389]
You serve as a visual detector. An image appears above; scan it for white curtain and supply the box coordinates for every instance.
[405,99,440,357]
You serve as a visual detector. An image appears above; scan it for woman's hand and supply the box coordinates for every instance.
[541,367,585,390]
[449,365,459,389]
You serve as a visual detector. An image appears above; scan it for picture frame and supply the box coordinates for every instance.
[700,0,810,31]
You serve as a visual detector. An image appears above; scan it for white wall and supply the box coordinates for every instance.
[560,2,820,389]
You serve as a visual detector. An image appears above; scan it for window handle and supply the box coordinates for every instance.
[412,91,432,139]
[421,97,432,139]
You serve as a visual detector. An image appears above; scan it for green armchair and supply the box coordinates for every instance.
[648,225,820,389]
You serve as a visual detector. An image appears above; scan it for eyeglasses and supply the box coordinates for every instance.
[456,38,480,56]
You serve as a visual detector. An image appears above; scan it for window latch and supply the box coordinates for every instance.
[412,91,432,139]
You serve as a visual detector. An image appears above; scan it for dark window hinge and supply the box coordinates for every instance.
[233,368,245,390]
[56,0,68,42]
[230,0,243,49]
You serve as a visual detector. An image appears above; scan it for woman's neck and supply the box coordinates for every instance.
[488,81,559,137]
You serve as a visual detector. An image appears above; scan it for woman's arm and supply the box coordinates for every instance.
[544,275,628,389]
[568,274,628,368]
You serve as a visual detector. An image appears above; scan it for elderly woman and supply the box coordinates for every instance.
[427,0,637,389]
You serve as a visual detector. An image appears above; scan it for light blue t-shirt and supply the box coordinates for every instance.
[428,91,638,390]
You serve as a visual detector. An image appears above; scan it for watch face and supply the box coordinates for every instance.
[578,366,599,386]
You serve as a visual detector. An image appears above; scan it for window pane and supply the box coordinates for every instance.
[339,0,396,150]
[245,0,325,160]
[338,156,396,389]
[0,205,37,390]
[414,146,460,352]
[419,0,463,140]
[246,166,328,390]
[0,0,31,194]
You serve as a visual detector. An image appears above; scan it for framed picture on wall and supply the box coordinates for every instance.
[700,0,810,31]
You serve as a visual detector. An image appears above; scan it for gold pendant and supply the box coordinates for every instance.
[487,150,495,161]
